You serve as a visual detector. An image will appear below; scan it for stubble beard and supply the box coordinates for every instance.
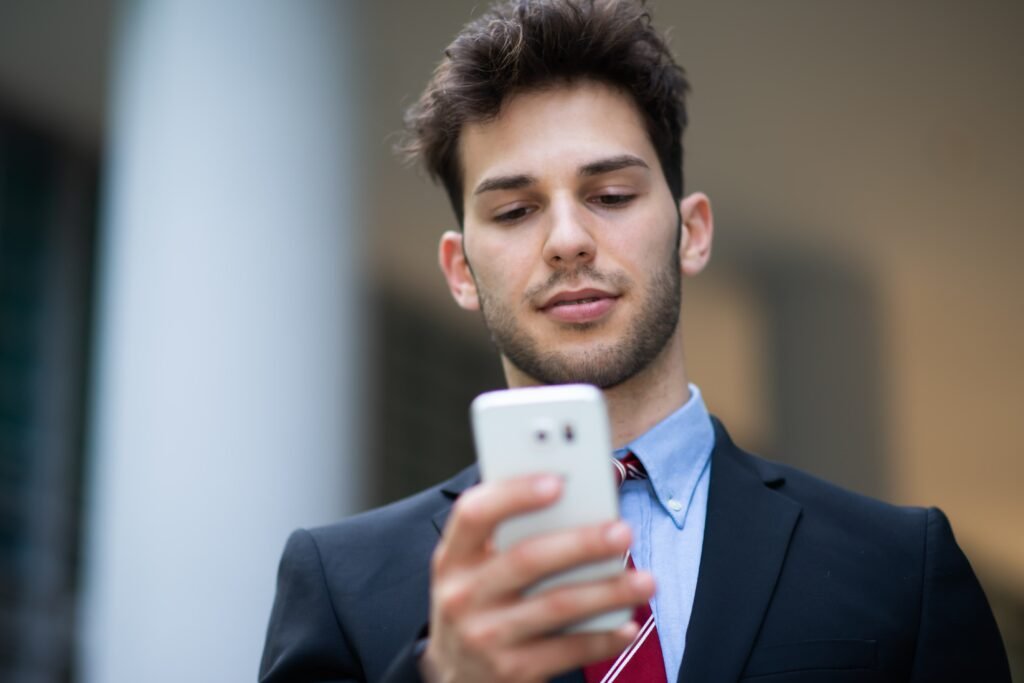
[476,252,682,389]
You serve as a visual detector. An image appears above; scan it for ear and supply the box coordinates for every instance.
[679,192,714,277]
[438,230,480,311]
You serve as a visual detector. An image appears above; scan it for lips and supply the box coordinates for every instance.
[540,288,616,310]
[552,297,602,307]
[539,288,618,323]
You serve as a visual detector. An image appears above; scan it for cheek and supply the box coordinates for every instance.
[632,205,680,267]
[603,224,674,276]
[468,234,538,294]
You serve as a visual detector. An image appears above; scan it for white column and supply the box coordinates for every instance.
[79,3,365,681]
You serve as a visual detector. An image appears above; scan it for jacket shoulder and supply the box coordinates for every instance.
[730,440,929,535]
[302,465,476,592]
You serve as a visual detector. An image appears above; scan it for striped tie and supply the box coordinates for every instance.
[582,454,668,683]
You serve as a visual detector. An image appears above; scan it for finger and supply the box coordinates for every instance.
[508,621,642,681]
[485,569,655,645]
[437,474,562,567]
[471,520,633,603]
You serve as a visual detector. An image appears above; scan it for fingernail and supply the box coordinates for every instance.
[605,521,629,545]
[618,621,639,640]
[534,474,561,497]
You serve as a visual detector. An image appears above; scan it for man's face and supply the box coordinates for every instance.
[447,80,688,388]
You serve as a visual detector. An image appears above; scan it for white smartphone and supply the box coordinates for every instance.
[470,384,631,633]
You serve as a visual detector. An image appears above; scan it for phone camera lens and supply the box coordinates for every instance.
[535,430,548,443]
[564,424,574,442]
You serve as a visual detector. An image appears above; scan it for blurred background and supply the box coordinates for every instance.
[0,0,1021,681]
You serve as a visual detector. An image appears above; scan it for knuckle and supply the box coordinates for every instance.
[580,526,608,556]
[491,655,520,683]
[562,527,604,565]
[601,629,632,656]
[568,631,622,665]
[430,544,449,573]
[506,542,542,575]
[452,491,485,525]
[460,619,499,651]
[579,637,609,663]
[435,580,472,620]
[617,573,638,600]
[543,587,578,615]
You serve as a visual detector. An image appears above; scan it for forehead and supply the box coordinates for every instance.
[459,80,661,190]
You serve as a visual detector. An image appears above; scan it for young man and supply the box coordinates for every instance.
[260,2,1010,681]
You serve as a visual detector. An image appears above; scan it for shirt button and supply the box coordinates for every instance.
[668,499,682,512]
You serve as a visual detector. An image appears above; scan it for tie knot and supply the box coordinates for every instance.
[612,452,648,487]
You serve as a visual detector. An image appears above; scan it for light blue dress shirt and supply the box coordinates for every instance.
[616,383,714,680]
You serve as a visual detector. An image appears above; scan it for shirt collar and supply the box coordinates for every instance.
[615,383,715,529]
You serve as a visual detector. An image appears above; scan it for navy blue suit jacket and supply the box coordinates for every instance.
[259,420,1010,682]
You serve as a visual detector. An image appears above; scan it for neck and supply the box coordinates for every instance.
[601,332,690,448]
[501,330,691,449]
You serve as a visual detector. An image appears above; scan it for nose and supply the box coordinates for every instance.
[542,199,597,268]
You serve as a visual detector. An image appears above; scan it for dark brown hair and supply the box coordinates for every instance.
[400,0,690,225]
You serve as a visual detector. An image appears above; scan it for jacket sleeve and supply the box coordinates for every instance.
[259,529,427,683]
[909,507,1011,681]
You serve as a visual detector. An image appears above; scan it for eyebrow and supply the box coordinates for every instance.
[471,154,650,196]
[578,154,650,177]
[473,173,536,196]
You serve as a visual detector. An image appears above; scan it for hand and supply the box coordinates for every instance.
[419,473,655,683]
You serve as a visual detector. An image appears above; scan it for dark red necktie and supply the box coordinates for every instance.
[582,454,668,683]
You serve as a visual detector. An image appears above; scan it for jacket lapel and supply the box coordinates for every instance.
[677,420,802,682]
[431,464,480,535]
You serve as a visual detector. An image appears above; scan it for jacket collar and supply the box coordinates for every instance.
[431,464,479,534]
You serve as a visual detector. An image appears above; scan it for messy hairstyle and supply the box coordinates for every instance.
[399,0,690,225]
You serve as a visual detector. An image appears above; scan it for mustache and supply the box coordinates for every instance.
[523,264,629,305]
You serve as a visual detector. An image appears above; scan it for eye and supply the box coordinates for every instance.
[494,205,535,224]
[591,193,636,207]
